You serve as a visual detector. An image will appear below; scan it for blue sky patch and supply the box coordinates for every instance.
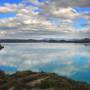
[75,7,90,13]
[38,0,48,3]
[0,0,22,6]
[73,18,88,30]
[0,12,16,18]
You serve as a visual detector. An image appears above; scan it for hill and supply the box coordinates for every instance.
[0,70,90,90]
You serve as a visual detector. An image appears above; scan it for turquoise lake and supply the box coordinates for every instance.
[0,43,90,83]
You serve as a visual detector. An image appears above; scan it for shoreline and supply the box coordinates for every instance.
[0,70,90,90]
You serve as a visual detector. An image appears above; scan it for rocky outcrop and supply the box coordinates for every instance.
[0,44,4,50]
[0,70,90,90]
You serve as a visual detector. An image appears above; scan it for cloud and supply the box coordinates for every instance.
[51,7,78,18]
[49,0,90,7]
[40,3,79,19]
[0,0,90,39]
[0,17,16,26]
[0,4,18,13]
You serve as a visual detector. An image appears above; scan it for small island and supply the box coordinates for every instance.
[0,70,90,90]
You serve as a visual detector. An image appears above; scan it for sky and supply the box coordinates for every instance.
[0,0,90,39]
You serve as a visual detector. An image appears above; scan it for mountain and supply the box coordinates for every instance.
[0,38,90,43]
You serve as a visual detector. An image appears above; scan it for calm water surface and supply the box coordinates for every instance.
[0,43,90,83]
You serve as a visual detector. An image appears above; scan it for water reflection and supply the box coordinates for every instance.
[0,43,90,83]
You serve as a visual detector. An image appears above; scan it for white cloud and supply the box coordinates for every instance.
[0,0,90,39]
[49,0,90,7]
[0,4,18,13]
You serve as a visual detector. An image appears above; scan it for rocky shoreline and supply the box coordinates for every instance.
[0,70,90,90]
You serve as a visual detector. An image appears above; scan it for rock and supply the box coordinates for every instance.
[0,44,4,50]
[0,70,5,79]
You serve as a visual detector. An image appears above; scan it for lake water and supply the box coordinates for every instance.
[0,43,90,83]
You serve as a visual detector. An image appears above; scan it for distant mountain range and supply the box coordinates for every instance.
[0,38,90,43]
[0,44,4,49]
